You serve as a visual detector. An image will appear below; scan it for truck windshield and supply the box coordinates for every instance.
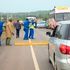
[55,13,70,21]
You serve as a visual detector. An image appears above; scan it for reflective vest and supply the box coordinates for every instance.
[29,24,35,29]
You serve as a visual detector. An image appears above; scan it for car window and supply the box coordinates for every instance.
[68,25,70,40]
[55,13,70,21]
[55,24,70,40]
[55,13,64,21]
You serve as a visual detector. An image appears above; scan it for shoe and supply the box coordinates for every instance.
[23,38,28,40]
[30,37,34,39]
[32,38,35,39]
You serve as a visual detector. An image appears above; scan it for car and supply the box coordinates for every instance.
[37,21,47,28]
[46,20,70,70]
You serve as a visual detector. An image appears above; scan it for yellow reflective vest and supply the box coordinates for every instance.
[29,24,35,29]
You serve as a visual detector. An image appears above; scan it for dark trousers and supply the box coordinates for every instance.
[6,37,11,45]
[16,29,20,38]
[24,28,29,40]
[29,29,34,39]
[35,23,37,28]
[0,37,1,46]
[0,31,3,46]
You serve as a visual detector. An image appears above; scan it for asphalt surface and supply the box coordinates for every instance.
[0,28,53,70]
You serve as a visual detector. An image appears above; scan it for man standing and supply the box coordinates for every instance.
[0,21,4,46]
[23,18,30,40]
[14,20,21,38]
[6,19,14,46]
[29,20,35,39]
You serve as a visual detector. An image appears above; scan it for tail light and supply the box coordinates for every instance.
[59,44,70,55]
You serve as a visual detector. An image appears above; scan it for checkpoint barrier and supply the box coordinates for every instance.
[15,41,49,46]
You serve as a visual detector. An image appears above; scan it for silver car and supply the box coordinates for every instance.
[47,20,70,70]
[37,21,46,28]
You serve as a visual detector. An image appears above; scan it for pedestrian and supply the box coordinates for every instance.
[14,20,21,38]
[29,20,35,39]
[48,18,57,29]
[0,20,4,46]
[34,19,37,28]
[23,18,30,40]
[5,19,14,46]
[48,18,58,37]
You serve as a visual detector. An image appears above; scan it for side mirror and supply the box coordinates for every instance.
[46,32,51,36]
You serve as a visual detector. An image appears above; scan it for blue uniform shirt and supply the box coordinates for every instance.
[0,21,4,31]
[0,21,4,36]
[23,20,30,29]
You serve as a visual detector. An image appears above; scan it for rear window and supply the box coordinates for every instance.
[55,24,70,40]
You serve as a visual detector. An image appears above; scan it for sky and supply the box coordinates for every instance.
[0,0,70,13]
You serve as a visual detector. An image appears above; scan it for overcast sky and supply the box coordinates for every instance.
[0,0,70,12]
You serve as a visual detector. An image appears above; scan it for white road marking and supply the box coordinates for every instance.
[29,39,40,70]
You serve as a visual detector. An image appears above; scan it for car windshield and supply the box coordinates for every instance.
[55,13,70,21]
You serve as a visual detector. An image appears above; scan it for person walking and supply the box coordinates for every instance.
[34,19,37,28]
[5,19,14,46]
[23,18,30,40]
[29,20,35,39]
[14,20,21,38]
[0,21,4,46]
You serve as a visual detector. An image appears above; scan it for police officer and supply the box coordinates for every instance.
[23,18,30,40]
[29,20,35,39]
[0,20,4,46]
[14,20,21,38]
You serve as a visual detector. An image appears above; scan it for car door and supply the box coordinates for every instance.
[49,25,61,65]
[65,24,70,64]
[49,37,56,64]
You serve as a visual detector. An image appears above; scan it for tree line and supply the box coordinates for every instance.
[0,10,51,21]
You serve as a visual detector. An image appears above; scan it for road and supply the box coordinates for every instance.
[0,28,53,70]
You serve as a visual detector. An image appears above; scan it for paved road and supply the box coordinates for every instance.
[0,28,53,70]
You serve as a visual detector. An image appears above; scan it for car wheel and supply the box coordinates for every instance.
[48,44,52,64]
